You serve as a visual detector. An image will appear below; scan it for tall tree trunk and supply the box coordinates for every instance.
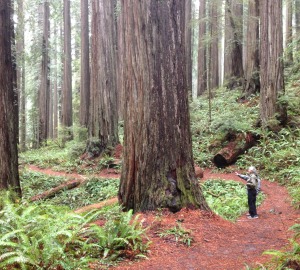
[0,0,21,195]
[197,0,207,96]
[260,0,287,129]
[243,0,260,97]
[53,22,58,139]
[285,0,293,64]
[62,0,72,132]
[208,0,220,90]
[185,0,193,97]
[224,0,244,89]
[16,0,26,151]
[295,0,300,53]
[118,0,209,213]
[38,1,50,146]
[79,0,90,128]
[90,0,119,151]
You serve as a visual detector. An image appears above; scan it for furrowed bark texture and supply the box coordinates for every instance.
[119,0,209,213]
[90,0,119,149]
[244,0,260,96]
[224,0,244,89]
[260,0,287,128]
[0,0,21,194]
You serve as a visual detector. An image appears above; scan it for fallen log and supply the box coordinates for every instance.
[213,133,257,168]
[74,197,118,214]
[30,179,84,202]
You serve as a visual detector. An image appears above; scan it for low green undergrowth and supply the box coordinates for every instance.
[0,192,149,269]
[20,170,119,209]
[201,179,264,221]
[158,223,193,247]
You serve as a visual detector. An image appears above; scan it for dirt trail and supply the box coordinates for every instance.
[26,165,300,270]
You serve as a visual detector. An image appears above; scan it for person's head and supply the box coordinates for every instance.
[248,166,257,174]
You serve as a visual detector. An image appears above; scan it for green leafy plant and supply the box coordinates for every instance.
[158,223,193,247]
[0,194,150,269]
[201,179,264,221]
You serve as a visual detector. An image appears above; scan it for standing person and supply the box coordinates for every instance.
[235,166,261,219]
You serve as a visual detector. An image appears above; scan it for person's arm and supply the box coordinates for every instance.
[235,172,249,181]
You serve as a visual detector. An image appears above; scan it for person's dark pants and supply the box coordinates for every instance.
[247,188,257,217]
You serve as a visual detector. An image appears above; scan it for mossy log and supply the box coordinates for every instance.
[213,133,257,168]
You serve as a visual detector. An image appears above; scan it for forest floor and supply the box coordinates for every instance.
[26,164,300,270]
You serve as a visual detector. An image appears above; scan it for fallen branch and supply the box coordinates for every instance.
[74,197,118,214]
[30,179,84,202]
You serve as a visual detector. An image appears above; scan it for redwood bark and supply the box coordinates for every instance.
[260,0,287,129]
[38,1,50,145]
[90,0,119,149]
[244,0,260,97]
[285,0,293,64]
[119,0,209,213]
[208,0,220,90]
[224,0,244,89]
[79,0,90,128]
[197,0,207,96]
[0,0,21,195]
[213,133,257,168]
[62,0,72,129]
[185,0,193,97]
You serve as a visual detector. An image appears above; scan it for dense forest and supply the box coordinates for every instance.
[0,0,300,269]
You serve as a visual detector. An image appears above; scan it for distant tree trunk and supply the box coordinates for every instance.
[185,0,193,97]
[53,23,58,139]
[208,0,220,90]
[62,0,72,132]
[0,0,21,195]
[38,1,50,146]
[295,0,300,53]
[119,0,209,213]
[285,0,293,64]
[260,0,287,129]
[90,0,119,151]
[243,0,260,97]
[16,0,26,151]
[79,0,90,128]
[197,0,207,96]
[224,0,244,89]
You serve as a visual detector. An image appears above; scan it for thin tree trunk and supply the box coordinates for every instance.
[62,0,72,132]
[185,0,193,97]
[119,0,209,213]
[197,0,207,96]
[16,0,26,151]
[285,0,293,64]
[38,1,50,146]
[208,0,220,90]
[79,0,90,128]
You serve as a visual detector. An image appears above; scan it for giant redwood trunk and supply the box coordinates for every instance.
[90,0,119,151]
[118,0,209,213]
[0,0,21,195]
[244,0,260,97]
[224,0,244,89]
[185,0,193,97]
[260,1,287,129]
